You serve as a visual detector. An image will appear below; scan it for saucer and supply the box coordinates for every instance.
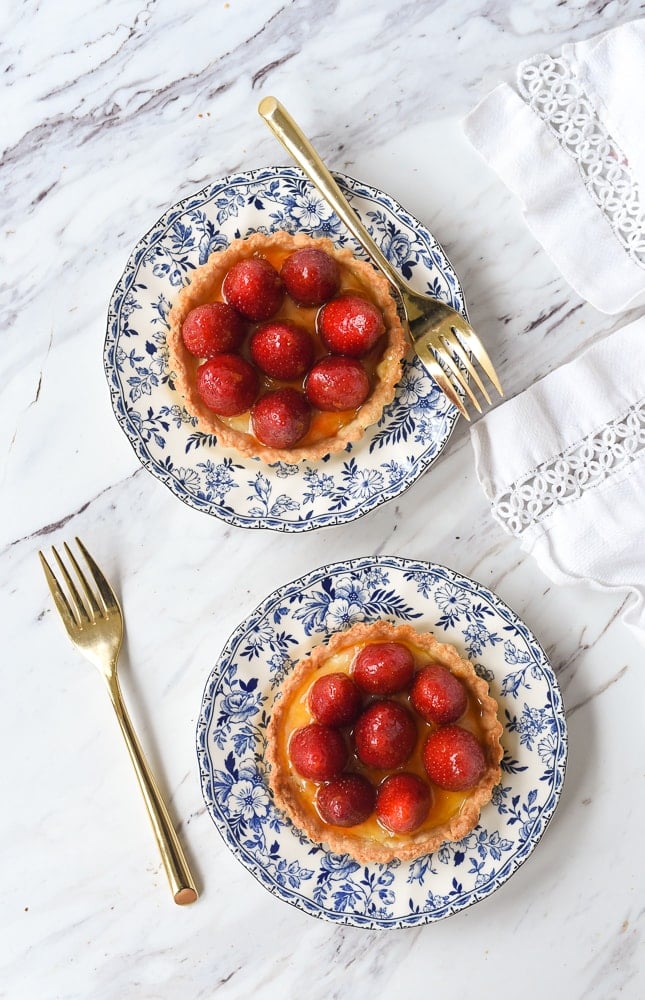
[196,555,568,928]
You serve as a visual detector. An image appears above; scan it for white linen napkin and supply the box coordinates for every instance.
[470,317,645,644]
[463,19,645,314]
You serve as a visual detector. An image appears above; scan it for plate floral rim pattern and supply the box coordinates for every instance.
[196,555,568,929]
[104,167,463,532]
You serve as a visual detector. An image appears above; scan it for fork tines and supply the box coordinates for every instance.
[422,327,503,421]
[39,537,118,631]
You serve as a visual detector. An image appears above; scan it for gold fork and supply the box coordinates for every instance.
[258,96,503,420]
[39,537,198,905]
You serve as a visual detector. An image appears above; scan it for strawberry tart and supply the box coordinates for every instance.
[266,620,503,863]
[167,232,408,463]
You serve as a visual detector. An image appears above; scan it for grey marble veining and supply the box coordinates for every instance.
[2,1,645,998]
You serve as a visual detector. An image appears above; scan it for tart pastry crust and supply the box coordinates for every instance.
[167,231,407,463]
[266,620,503,864]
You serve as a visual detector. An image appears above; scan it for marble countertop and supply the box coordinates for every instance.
[3,1,644,997]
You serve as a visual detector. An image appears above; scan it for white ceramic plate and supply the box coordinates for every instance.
[196,556,568,928]
[104,167,463,531]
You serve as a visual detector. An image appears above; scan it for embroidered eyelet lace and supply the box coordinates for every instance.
[517,53,645,267]
[492,399,645,535]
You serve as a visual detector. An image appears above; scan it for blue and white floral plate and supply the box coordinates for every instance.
[104,167,462,531]
[197,556,567,928]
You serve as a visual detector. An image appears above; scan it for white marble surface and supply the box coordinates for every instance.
[2,1,644,997]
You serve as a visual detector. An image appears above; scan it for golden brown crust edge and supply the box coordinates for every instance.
[266,620,503,864]
[166,231,408,464]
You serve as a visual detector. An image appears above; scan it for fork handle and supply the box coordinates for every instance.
[258,96,403,289]
[107,675,198,905]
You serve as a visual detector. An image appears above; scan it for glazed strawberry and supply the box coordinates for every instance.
[222,256,284,321]
[422,725,487,791]
[289,723,348,782]
[353,642,414,696]
[308,672,362,727]
[180,302,246,358]
[195,354,259,416]
[280,247,341,306]
[411,664,468,725]
[316,773,376,827]
[376,772,431,834]
[354,700,416,770]
[249,320,315,380]
[305,355,370,412]
[318,294,385,357]
[250,388,312,449]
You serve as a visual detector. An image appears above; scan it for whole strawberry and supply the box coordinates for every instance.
[354,700,416,770]
[251,388,312,449]
[250,320,315,380]
[308,672,363,727]
[222,257,284,321]
[289,723,348,782]
[376,772,431,834]
[422,725,487,791]
[305,355,370,411]
[181,302,246,358]
[316,773,376,827]
[318,294,385,357]
[411,663,468,725]
[195,354,259,415]
[353,642,415,695]
[281,247,340,306]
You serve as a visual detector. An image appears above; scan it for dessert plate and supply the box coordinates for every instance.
[196,555,568,929]
[105,167,462,532]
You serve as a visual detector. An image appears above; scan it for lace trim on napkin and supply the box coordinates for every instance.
[517,54,645,268]
[492,399,645,535]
